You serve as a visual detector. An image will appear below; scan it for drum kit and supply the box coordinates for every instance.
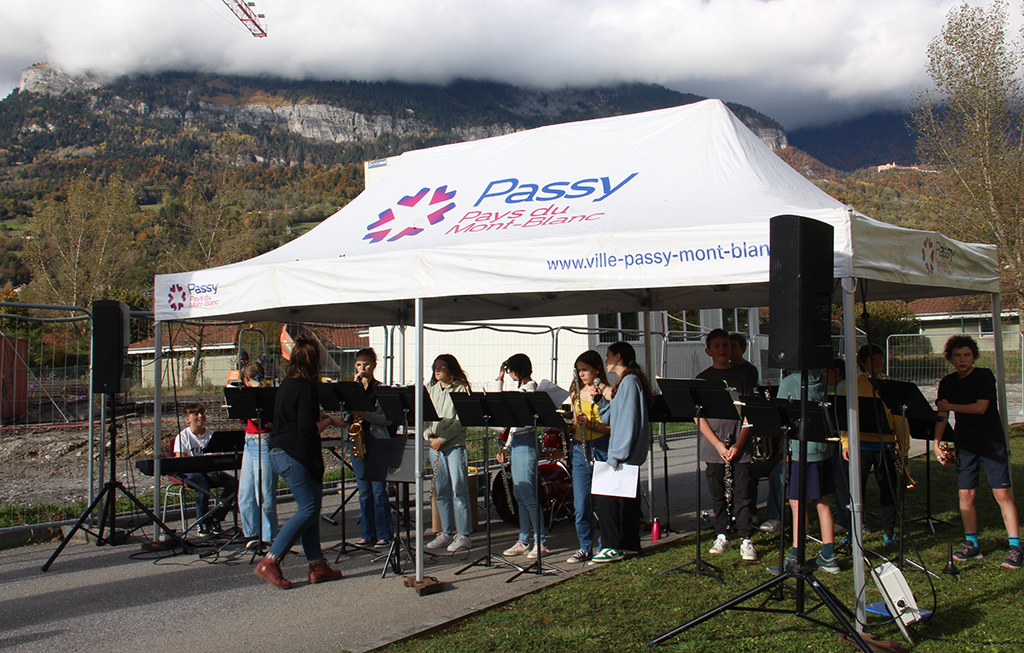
[491,427,574,527]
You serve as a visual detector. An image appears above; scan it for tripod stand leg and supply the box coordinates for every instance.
[42,485,114,571]
[648,572,791,646]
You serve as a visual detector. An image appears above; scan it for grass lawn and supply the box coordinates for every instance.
[380,427,1024,653]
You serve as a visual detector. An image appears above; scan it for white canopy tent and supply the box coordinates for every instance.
[154,100,1001,626]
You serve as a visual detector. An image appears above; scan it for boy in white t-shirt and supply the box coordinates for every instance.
[173,403,237,536]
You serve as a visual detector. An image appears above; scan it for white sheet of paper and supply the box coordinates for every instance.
[591,460,639,498]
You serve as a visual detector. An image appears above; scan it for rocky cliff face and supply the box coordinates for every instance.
[17,64,788,150]
[19,63,105,96]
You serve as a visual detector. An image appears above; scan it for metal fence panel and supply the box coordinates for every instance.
[886,332,1024,417]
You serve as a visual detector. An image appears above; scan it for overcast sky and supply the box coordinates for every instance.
[0,0,1013,129]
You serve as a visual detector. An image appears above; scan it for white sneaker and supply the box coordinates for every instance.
[503,541,529,556]
[425,532,453,550]
[447,534,472,552]
[566,550,591,564]
[740,538,757,561]
[527,544,550,559]
[709,534,730,554]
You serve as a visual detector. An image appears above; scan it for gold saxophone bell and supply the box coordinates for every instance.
[891,435,916,490]
[349,422,365,460]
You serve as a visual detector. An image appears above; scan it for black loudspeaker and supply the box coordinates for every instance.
[768,215,834,370]
[92,300,130,393]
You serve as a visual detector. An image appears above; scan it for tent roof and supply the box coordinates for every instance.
[154,100,999,324]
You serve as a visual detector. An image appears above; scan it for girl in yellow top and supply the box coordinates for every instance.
[566,350,612,563]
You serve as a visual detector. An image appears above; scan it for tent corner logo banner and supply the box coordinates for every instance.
[166,282,221,312]
[365,186,457,243]
[922,236,958,277]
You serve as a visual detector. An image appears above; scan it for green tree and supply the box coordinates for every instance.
[911,0,1024,306]
[855,301,920,349]
[23,174,139,310]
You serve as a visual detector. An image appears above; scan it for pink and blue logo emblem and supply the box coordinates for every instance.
[168,284,187,311]
[365,186,457,243]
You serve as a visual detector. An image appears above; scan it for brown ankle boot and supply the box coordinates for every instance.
[254,555,292,589]
[308,558,343,584]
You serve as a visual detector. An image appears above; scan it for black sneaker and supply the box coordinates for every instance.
[1002,545,1022,570]
[197,524,212,537]
[952,540,983,561]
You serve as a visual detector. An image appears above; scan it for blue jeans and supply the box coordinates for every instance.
[511,443,546,546]
[429,445,471,536]
[238,437,278,542]
[268,448,323,561]
[351,457,394,542]
[185,470,237,523]
[571,435,608,553]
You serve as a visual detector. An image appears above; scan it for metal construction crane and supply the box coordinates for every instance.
[221,0,268,37]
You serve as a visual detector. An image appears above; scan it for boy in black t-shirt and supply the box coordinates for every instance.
[698,329,757,562]
[933,335,1021,570]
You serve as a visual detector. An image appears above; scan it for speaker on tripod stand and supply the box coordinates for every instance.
[650,216,874,653]
[42,301,190,571]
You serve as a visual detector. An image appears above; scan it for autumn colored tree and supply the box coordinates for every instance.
[23,174,139,310]
[911,0,1024,307]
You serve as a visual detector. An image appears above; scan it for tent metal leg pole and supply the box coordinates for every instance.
[153,320,163,541]
[414,299,424,582]
[992,294,1012,457]
[842,278,866,632]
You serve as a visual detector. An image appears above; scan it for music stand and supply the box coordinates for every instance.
[830,394,895,544]
[505,391,569,581]
[376,386,440,564]
[873,378,951,570]
[224,387,276,559]
[650,395,680,536]
[319,382,381,556]
[650,371,872,653]
[654,378,740,584]
[452,393,524,575]
[359,436,420,577]
[738,395,792,582]
[318,381,374,413]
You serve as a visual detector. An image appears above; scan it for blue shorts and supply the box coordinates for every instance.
[786,460,834,501]
[956,447,1011,490]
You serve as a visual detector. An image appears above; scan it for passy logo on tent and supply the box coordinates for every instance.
[364,186,457,243]
[922,237,935,274]
[166,283,220,310]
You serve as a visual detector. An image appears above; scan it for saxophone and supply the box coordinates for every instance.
[349,421,366,461]
[892,430,916,489]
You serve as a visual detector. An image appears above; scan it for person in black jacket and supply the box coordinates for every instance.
[255,336,346,589]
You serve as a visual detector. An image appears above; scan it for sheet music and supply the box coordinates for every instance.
[592,461,639,498]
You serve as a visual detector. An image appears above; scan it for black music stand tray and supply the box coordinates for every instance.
[224,387,275,559]
[873,378,950,573]
[829,393,898,557]
[505,391,569,582]
[43,393,191,571]
[453,393,526,575]
[372,386,439,569]
[318,382,378,556]
[738,395,793,582]
[650,395,681,536]
[654,378,741,584]
[362,437,420,578]
[650,371,872,653]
